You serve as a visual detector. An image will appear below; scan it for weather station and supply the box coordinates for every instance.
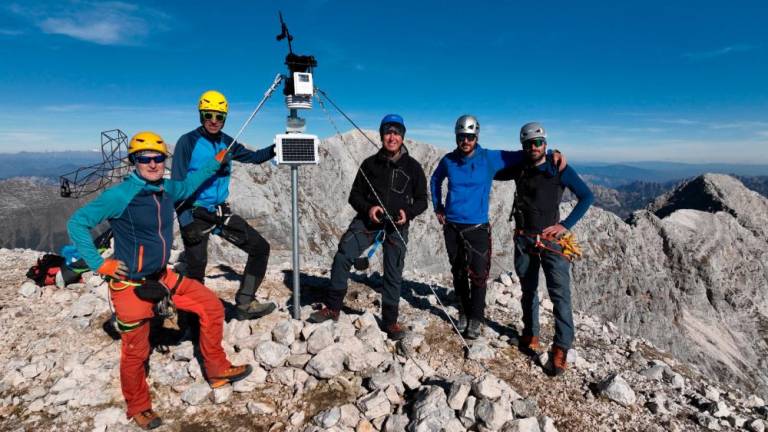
[274,13,320,318]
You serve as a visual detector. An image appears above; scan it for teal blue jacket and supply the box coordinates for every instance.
[67,158,221,279]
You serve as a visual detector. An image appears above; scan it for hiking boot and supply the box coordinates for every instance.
[384,323,407,341]
[234,301,276,321]
[208,364,253,389]
[132,409,162,430]
[465,319,482,340]
[307,307,340,323]
[519,335,540,352]
[455,311,468,333]
[551,345,568,376]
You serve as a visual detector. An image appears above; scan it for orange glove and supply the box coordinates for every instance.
[98,259,129,279]
[215,149,231,163]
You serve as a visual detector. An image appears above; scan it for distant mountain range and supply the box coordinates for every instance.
[578,161,768,187]
[0,151,104,180]
[0,148,766,251]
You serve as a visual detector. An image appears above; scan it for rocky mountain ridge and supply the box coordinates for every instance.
[213,132,768,400]
[1,131,766,431]
[2,247,768,431]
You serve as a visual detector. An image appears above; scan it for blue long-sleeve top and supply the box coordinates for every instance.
[431,146,570,224]
[431,145,525,224]
[171,126,275,225]
[528,161,594,229]
[67,158,221,279]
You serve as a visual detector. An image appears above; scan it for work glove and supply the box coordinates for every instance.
[97,259,128,279]
[215,149,233,164]
[134,280,170,303]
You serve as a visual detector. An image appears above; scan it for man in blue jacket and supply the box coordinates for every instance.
[431,115,566,340]
[172,90,276,321]
[510,122,593,376]
[68,132,252,429]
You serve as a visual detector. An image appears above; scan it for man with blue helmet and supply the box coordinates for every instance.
[308,114,428,341]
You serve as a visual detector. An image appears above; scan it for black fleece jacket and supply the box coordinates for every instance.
[348,146,428,229]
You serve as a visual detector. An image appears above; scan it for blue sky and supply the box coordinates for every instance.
[1,0,766,163]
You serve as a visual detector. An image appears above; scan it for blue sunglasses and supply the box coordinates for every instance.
[134,154,167,164]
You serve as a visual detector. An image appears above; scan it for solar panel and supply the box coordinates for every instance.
[275,133,320,165]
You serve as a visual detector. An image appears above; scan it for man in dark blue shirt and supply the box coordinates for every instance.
[171,90,276,321]
[511,122,593,376]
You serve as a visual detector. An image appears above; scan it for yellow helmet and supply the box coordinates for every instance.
[128,131,170,156]
[198,90,228,113]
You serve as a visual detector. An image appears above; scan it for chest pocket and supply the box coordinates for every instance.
[391,168,410,194]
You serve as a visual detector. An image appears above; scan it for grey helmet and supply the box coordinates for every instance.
[519,122,547,143]
[455,115,480,137]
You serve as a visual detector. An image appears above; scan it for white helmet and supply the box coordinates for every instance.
[455,115,480,137]
[520,122,547,143]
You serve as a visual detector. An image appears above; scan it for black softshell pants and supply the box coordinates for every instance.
[327,217,408,327]
[181,209,270,309]
[444,222,492,321]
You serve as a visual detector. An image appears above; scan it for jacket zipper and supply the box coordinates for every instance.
[137,245,144,273]
[152,194,167,266]
[386,162,393,216]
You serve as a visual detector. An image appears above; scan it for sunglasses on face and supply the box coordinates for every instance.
[383,128,403,137]
[457,134,477,142]
[202,111,227,122]
[523,138,546,149]
[135,154,167,164]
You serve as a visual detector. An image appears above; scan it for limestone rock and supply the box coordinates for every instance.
[448,376,472,410]
[357,389,391,419]
[314,406,342,428]
[255,341,290,369]
[247,400,276,415]
[307,322,335,354]
[272,319,296,346]
[181,383,211,406]
[476,397,513,430]
[503,418,541,432]
[410,385,453,424]
[19,281,40,298]
[232,366,267,392]
[212,385,233,404]
[305,345,347,379]
[512,398,538,418]
[599,374,636,407]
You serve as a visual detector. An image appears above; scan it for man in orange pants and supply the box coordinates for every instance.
[68,132,252,430]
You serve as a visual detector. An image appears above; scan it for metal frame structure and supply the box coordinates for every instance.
[59,129,131,199]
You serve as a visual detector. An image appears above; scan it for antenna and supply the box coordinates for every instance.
[276,11,294,54]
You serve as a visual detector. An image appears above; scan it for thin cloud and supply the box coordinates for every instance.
[658,118,701,126]
[0,28,24,36]
[9,1,169,46]
[42,104,91,112]
[683,44,756,60]
[709,121,768,130]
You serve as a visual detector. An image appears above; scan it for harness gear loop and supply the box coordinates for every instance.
[115,316,145,333]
